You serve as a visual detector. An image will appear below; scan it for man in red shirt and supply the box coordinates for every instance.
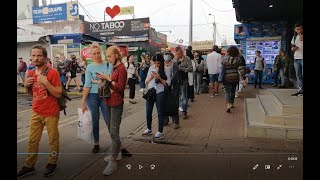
[17,45,62,178]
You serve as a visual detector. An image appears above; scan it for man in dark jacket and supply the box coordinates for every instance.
[173,46,193,119]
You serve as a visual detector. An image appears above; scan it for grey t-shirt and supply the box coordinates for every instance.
[254,57,264,71]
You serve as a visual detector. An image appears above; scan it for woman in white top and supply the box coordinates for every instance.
[125,55,139,104]
[142,53,170,140]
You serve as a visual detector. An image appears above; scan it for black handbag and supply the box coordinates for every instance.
[143,87,156,102]
[98,80,111,98]
[164,88,178,116]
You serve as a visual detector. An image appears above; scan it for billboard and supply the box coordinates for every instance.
[119,6,134,15]
[191,40,214,51]
[80,44,106,65]
[149,29,167,48]
[32,2,79,24]
[234,22,287,40]
[83,18,150,40]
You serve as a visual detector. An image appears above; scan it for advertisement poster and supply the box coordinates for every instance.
[233,22,288,84]
[32,2,79,24]
[80,44,106,65]
[191,40,214,51]
[234,22,287,40]
[119,46,129,57]
[149,29,167,48]
[83,18,150,41]
[246,64,275,84]
[245,37,281,84]
[119,6,134,15]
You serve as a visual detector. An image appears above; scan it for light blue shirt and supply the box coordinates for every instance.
[146,65,171,94]
[84,62,113,93]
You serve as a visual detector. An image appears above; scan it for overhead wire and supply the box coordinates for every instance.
[78,1,97,22]
[200,0,234,13]
[81,0,105,7]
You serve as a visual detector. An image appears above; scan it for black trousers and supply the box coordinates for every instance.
[128,78,136,99]
[188,85,194,99]
[273,70,280,85]
[254,70,263,86]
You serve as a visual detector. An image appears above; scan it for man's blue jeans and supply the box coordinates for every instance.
[294,59,303,92]
[180,83,189,113]
[139,69,146,89]
[86,93,109,143]
[194,72,203,94]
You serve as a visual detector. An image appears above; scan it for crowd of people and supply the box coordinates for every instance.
[17,22,303,177]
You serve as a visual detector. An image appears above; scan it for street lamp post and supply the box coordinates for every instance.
[208,14,216,45]
[189,0,193,44]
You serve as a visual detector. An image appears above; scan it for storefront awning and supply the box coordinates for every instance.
[232,0,302,23]
[41,33,104,44]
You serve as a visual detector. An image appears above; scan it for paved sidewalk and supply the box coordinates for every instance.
[70,85,303,180]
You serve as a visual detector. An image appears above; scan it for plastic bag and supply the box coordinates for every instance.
[77,108,93,143]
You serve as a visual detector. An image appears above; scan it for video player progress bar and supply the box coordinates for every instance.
[17,152,302,155]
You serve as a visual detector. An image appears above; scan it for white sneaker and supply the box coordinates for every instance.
[210,94,215,98]
[104,152,122,162]
[235,92,239,98]
[178,107,183,112]
[102,160,118,176]
[142,129,152,136]
[154,132,164,140]
[139,88,144,92]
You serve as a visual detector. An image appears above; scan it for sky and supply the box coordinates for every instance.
[47,0,240,46]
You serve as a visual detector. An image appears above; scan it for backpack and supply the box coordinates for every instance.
[64,60,72,73]
[223,57,240,84]
[142,64,150,74]
[41,66,71,115]
[254,57,265,69]
[21,62,28,72]
[71,59,78,71]
[201,77,209,93]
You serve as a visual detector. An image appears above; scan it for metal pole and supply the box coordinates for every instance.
[213,21,216,45]
[209,14,216,45]
[212,22,215,44]
[189,0,193,44]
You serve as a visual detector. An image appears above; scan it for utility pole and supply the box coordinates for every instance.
[213,22,216,45]
[221,35,227,46]
[189,0,193,44]
[208,14,216,45]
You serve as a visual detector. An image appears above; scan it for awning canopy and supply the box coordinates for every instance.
[232,0,303,23]
[44,33,104,44]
